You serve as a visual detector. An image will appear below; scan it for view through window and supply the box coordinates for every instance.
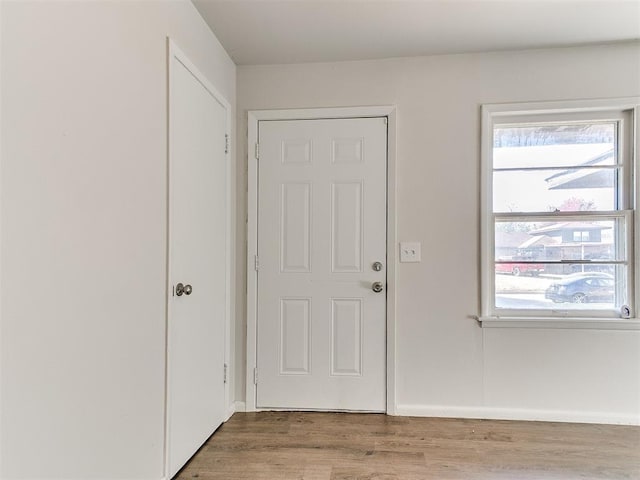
[485,107,636,317]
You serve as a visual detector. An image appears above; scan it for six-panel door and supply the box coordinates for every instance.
[257,117,387,411]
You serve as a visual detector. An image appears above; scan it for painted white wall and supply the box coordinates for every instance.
[237,42,640,424]
[0,1,236,478]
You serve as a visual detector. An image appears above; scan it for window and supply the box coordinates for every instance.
[481,99,639,321]
[572,231,590,242]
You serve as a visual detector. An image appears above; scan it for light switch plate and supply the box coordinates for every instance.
[400,242,421,262]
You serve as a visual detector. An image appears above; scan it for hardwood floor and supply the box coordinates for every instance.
[175,412,640,480]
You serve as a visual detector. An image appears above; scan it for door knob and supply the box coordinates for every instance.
[372,261,383,271]
[175,283,193,297]
[372,281,384,293]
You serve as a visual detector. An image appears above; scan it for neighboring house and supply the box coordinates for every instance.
[539,148,617,273]
[494,231,556,260]
[529,222,613,273]
[494,231,556,276]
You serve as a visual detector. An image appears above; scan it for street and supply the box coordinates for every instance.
[495,274,614,309]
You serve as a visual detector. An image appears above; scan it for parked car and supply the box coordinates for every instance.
[495,257,544,276]
[545,274,615,304]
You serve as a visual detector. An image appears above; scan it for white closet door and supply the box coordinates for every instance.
[167,48,227,477]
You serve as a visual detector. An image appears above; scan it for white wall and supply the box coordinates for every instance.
[236,42,640,424]
[0,1,236,478]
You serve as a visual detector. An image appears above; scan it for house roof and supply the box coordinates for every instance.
[545,148,615,190]
[495,231,556,249]
[529,222,612,235]
[518,235,556,249]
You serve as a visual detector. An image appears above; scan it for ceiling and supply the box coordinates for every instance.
[192,0,640,65]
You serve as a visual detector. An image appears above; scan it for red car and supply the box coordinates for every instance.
[495,257,544,276]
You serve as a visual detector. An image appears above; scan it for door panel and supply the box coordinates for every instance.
[331,298,363,376]
[280,298,311,374]
[257,118,387,411]
[167,53,227,477]
[281,183,312,272]
[332,182,363,272]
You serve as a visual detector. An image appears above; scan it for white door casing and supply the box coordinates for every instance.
[166,41,230,478]
[254,116,388,411]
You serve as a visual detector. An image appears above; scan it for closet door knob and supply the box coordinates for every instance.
[175,283,192,296]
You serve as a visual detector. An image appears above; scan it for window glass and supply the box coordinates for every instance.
[494,219,623,262]
[494,270,627,310]
[493,123,616,169]
[493,168,616,213]
[484,105,635,318]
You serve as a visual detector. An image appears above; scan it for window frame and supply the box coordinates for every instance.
[480,98,640,326]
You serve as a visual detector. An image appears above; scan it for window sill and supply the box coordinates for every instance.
[476,316,640,330]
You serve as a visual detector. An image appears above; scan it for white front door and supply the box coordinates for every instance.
[167,46,228,477]
[256,117,387,411]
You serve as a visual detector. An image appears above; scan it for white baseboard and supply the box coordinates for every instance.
[395,404,640,426]
[225,401,246,420]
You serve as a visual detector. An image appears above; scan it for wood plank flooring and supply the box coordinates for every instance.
[175,412,640,480]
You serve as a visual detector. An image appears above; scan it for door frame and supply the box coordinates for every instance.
[246,106,397,414]
[165,38,233,478]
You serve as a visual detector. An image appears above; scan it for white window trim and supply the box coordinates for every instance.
[480,98,640,329]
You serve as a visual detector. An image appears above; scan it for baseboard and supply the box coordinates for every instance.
[224,401,244,421]
[395,404,640,426]
[227,401,246,418]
